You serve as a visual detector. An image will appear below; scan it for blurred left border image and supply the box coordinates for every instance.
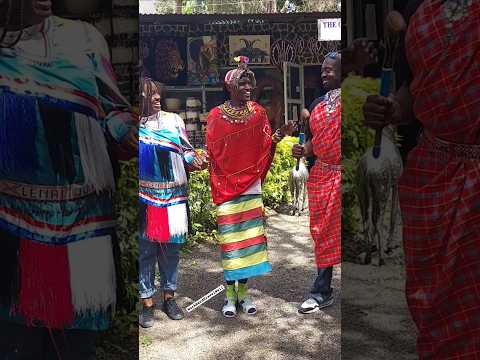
[0,1,139,359]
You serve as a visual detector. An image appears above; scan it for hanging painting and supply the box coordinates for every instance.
[142,37,188,85]
[187,36,220,85]
[228,35,271,65]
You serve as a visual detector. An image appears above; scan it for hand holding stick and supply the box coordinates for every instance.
[372,11,406,159]
[296,109,309,170]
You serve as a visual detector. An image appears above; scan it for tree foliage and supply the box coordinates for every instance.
[154,0,340,15]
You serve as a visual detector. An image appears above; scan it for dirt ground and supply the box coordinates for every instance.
[341,260,417,359]
[139,212,341,360]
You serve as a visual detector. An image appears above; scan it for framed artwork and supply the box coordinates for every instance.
[228,35,271,65]
[142,36,188,86]
[187,36,220,85]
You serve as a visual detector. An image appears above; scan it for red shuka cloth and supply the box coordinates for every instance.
[206,102,273,205]
[17,239,74,329]
[307,93,341,268]
[400,2,480,358]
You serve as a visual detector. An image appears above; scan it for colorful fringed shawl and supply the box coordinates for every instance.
[139,111,195,243]
[0,17,136,330]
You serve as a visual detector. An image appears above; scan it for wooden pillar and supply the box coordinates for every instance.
[264,0,276,13]
[175,0,182,14]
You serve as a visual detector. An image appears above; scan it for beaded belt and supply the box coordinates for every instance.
[422,131,480,159]
[139,180,184,189]
[0,180,96,201]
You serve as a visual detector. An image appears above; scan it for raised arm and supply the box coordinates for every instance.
[85,23,138,160]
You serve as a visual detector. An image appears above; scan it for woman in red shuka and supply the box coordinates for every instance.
[364,1,480,358]
[206,56,293,318]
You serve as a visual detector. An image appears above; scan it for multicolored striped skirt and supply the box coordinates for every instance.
[217,194,271,281]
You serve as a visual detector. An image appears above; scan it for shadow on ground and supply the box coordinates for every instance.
[341,262,417,359]
[140,213,341,360]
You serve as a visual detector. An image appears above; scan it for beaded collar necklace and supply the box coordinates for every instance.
[325,88,341,115]
[219,101,255,124]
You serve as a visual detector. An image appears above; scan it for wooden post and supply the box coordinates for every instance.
[175,0,182,14]
[269,0,277,13]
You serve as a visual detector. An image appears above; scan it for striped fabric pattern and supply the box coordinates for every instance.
[0,16,133,331]
[217,195,271,281]
[139,112,194,244]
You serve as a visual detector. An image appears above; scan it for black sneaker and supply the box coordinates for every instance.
[139,305,154,328]
[163,298,184,320]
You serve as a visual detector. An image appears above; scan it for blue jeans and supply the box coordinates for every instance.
[139,239,182,299]
[311,266,333,301]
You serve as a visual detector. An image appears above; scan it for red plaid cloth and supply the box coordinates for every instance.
[307,92,341,268]
[400,2,480,359]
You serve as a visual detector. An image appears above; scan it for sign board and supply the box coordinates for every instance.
[318,18,341,41]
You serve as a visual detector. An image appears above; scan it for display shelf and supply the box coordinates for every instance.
[163,86,224,113]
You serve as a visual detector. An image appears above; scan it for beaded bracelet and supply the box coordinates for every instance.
[272,130,284,144]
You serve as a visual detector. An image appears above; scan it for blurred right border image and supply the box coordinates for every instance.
[341,0,480,359]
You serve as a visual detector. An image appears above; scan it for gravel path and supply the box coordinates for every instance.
[341,262,417,359]
[139,212,341,360]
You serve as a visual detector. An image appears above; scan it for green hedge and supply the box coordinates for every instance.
[341,75,379,237]
[98,158,139,359]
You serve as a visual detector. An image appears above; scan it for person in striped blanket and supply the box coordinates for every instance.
[206,56,294,317]
[0,1,138,358]
[138,78,207,326]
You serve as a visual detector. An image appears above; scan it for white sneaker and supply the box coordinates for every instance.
[239,297,257,315]
[222,297,237,318]
[299,298,321,314]
[298,295,334,314]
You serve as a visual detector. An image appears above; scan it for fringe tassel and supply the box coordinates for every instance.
[68,236,116,316]
[167,203,188,237]
[75,113,115,194]
[39,102,76,182]
[0,230,20,310]
[139,142,156,179]
[171,152,187,185]
[146,205,170,242]
[0,92,38,177]
[155,148,174,181]
[16,239,74,329]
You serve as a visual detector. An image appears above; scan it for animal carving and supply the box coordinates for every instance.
[189,38,218,82]
[200,41,217,70]
[155,39,184,82]
[234,39,269,63]
[356,125,403,266]
[289,158,309,216]
[254,74,284,132]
